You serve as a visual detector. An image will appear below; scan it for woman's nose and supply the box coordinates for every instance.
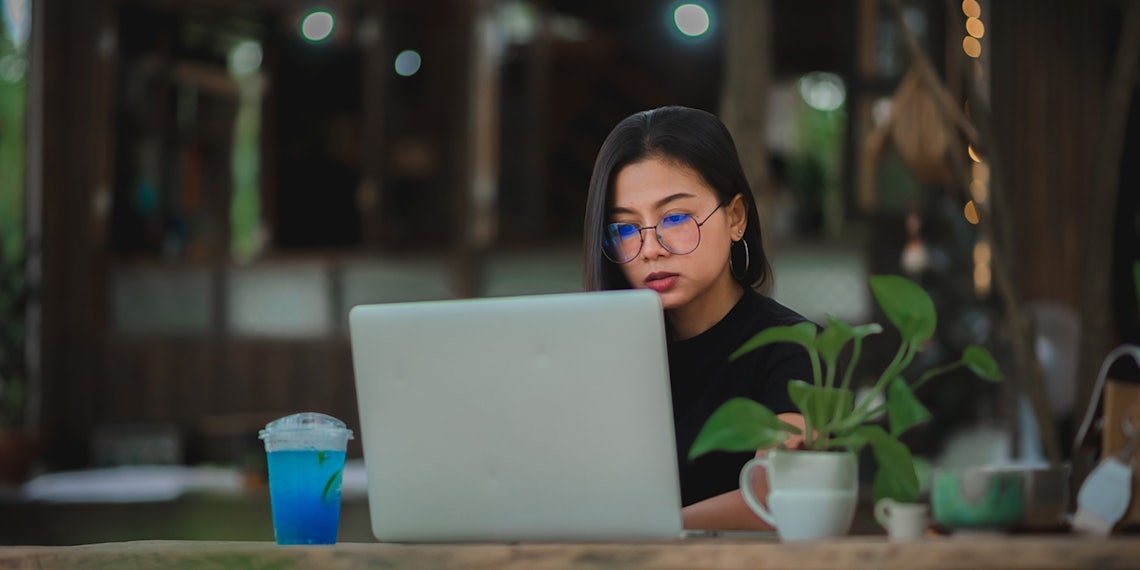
[639,229,669,259]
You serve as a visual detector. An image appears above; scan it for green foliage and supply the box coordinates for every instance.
[690,274,1004,504]
[686,399,792,460]
[0,32,28,266]
[0,27,29,430]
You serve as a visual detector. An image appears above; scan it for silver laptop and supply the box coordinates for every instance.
[348,289,683,542]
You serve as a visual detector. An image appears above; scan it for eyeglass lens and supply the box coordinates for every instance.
[602,212,702,263]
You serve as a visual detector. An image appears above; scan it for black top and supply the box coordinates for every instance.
[668,289,813,506]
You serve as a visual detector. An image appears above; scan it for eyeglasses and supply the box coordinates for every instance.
[601,203,725,264]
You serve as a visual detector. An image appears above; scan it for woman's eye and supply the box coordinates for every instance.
[612,224,639,239]
[661,213,691,227]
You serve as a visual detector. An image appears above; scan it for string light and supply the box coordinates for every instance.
[961,1,983,59]
[973,240,992,297]
[963,36,982,58]
[963,1,989,299]
[962,0,981,19]
[964,200,980,225]
[967,145,981,162]
[966,17,985,38]
[969,180,988,203]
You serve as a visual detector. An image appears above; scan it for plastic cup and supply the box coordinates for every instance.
[258,413,354,545]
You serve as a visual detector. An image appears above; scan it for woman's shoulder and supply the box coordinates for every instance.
[740,289,811,328]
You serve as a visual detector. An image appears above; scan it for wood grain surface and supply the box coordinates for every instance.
[1,536,1138,570]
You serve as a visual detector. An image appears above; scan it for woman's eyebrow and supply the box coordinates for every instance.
[608,193,698,216]
[654,192,698,209]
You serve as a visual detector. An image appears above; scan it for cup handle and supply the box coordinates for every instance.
[739,457,777,527]
[874,498,895,529]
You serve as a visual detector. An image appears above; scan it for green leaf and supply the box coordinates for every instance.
[855,425,920,504]
[829,432,869,454]
[886,377,932,436]
[868,275,936,345]
[787,380,854,438]
[816,317,855,371]
[688,398,788,461]
[730,321,817,361]
[777,419,803,435]
[962,345,1004,382]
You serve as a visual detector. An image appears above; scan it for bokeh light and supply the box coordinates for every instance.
[966,17,985,39]
[797,72,846,112]
[962,36,982,58]
[301,10,335,42]
[972,162,990,185]
[973,240,992,297]
[970,180,989,204]
[673,3,710,38]
[228,41,263,77]
[964,200,980,225]
[395,50,423,77]
[962,0,981,19]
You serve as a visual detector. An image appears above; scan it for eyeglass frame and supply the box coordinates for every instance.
[601,201,728,264]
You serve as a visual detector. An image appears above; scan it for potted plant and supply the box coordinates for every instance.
[689,274,1004,538]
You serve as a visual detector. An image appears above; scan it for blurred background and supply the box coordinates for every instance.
[0,0,1139,543]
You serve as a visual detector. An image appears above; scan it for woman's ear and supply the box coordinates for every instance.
[727,193,748,239]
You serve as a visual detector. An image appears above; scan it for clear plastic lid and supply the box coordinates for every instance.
[258,412,353,451]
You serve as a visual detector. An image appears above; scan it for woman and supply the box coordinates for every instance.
[582,106,811,530]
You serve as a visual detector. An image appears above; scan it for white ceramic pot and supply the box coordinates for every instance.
[740,450,858,542]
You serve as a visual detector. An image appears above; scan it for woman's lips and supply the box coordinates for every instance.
[645,272,679,292]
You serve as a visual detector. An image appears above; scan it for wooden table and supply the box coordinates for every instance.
[1,536,1138,569]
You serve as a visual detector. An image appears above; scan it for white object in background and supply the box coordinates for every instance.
[875,498,929,541]
[21,465,243,503]
[1071,344,1140,536]
[1073,416,1138,536]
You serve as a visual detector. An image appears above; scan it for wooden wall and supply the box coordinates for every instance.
[36,0,467,468]
[40,0,110,468]
[989,0,1106,308]
[100,337,360,460]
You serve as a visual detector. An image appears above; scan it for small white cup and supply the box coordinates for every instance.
[874,498,929,541]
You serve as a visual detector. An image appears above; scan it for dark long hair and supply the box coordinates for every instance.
[582,106,771,292]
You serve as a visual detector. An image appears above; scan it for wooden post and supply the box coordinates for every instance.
[358,3,387,249]
[456,0,501,298]
[718,0,771,220]
[23,0,45,436]
[1074,0,1140,481]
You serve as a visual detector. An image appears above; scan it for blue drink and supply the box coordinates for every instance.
[267,449,347,544]
[259,413,353,546]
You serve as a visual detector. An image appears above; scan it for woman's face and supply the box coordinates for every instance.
[609,156,747,316]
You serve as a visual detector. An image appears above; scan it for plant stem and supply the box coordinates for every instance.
[856,341,912,413]
[823,336,863,436]
[840,337,863,392]
[824,353,837,390]
[853,359,959,426]
[803,413,817,449]
[806,344,822,448]
[911,360,963,392]
[808,346,822,389]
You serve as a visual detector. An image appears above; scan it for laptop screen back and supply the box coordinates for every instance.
[348,289,681,542]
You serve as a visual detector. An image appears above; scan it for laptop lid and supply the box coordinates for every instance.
[348,289,682,542]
